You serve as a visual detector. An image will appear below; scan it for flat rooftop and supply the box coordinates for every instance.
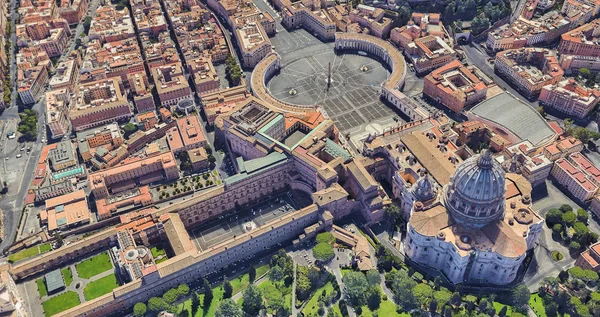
[470,92,555,146]
[189,190,312,252]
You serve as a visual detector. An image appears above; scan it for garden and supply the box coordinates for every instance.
[155,171,221,201]
[84,273,119,300]
[42,291,80,317]
[75,252,113,279]
[151,245,168,264]
[545,204,596,251]
[8,243,52,263]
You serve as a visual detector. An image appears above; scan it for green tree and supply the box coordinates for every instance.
[577,208,589,223]
[366,269,381,285]
[546,208,563,225]
[208,154,216,164]
[191,291,200,314]
[562,211,576,227]
[569,241,582,249]
[215,298,243,317]
[385,204,402,223]
[83,16,92,34]
[202,279,213,307]
[386,269,417,309]
[471,15,491,35]
[313,242,334,262]
[269,265,284,282]
[133,302,147,316]
[343,271,369,307]
[434,290,452,308]
[295,265,312,300]
[583,269,599,283]
[552,223,563,234]
[560,204,573,213]
[148,297,166,311]
[414,283,433,308]
[450,291,461,307]
[223,280,233,298]
[580,68,592,80]
[123,123,138,137]
[511,284,530,310]
[242,285,263,316]
[163,288,179,304]
[367,285,381,310]
[249,266,257,282]
[177,284,190,297]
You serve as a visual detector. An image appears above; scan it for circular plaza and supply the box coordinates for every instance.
[251,33,410,134]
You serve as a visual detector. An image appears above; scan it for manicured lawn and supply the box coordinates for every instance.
[358,286,410,317]
[8,243,52,263]
[76,252,112,279]
[302,281,334,316]
[332,303,343,316]
[62,268,73,287]
[42,291,80,317]
[83,274,119,300]
[151,246,166,258]
[230,264,269,296]
[529,293,547,317]
[341,268,353,277]
[36,278,47,297]
[360,299,410,317]
[255,264,269,278]
[259,278,292,314]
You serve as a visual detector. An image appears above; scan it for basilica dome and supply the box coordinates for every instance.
[442,150,506,227]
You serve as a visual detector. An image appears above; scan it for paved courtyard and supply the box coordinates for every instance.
[190,190,312,251]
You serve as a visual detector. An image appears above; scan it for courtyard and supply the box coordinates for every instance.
[21,251,120,317]
[190,190,312,252]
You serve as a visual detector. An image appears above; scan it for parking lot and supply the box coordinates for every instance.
[190,190,312,251]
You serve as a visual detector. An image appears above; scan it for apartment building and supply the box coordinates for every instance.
[423,60,490,112]
[494,48,564,98]
[17,65,48,105]
[348,4,393,38]
[49,59,78,91]
[503,140,552,187]
[559,19,600,57]
[591,195,600,218]
[561,0,595,28]
[189,56,220,96]
[89,6,135,43]
[575,240,600,271]
[40,190,92,231]
[153,63,192,109]
[166,115,208,154]
[486,13,570,51]
[46,89,71,139]
[390,12,449,49]
[82,38,145,85]
[128,72,155,113]
[551,152,600,202]
[76,123,124,162]
[35,181,75,202]
[89,151,179,199]
[58,0,88,24]
[48,140,78,171]
[559,54,600,72]
[17,19,71,57]
[405,35,457,74]
[70,78,133,131]
[539,78,600,119]
[543,137,584,161]
[236,23,272,68]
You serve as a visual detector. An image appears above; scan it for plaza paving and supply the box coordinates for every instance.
[267,49,404,134]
